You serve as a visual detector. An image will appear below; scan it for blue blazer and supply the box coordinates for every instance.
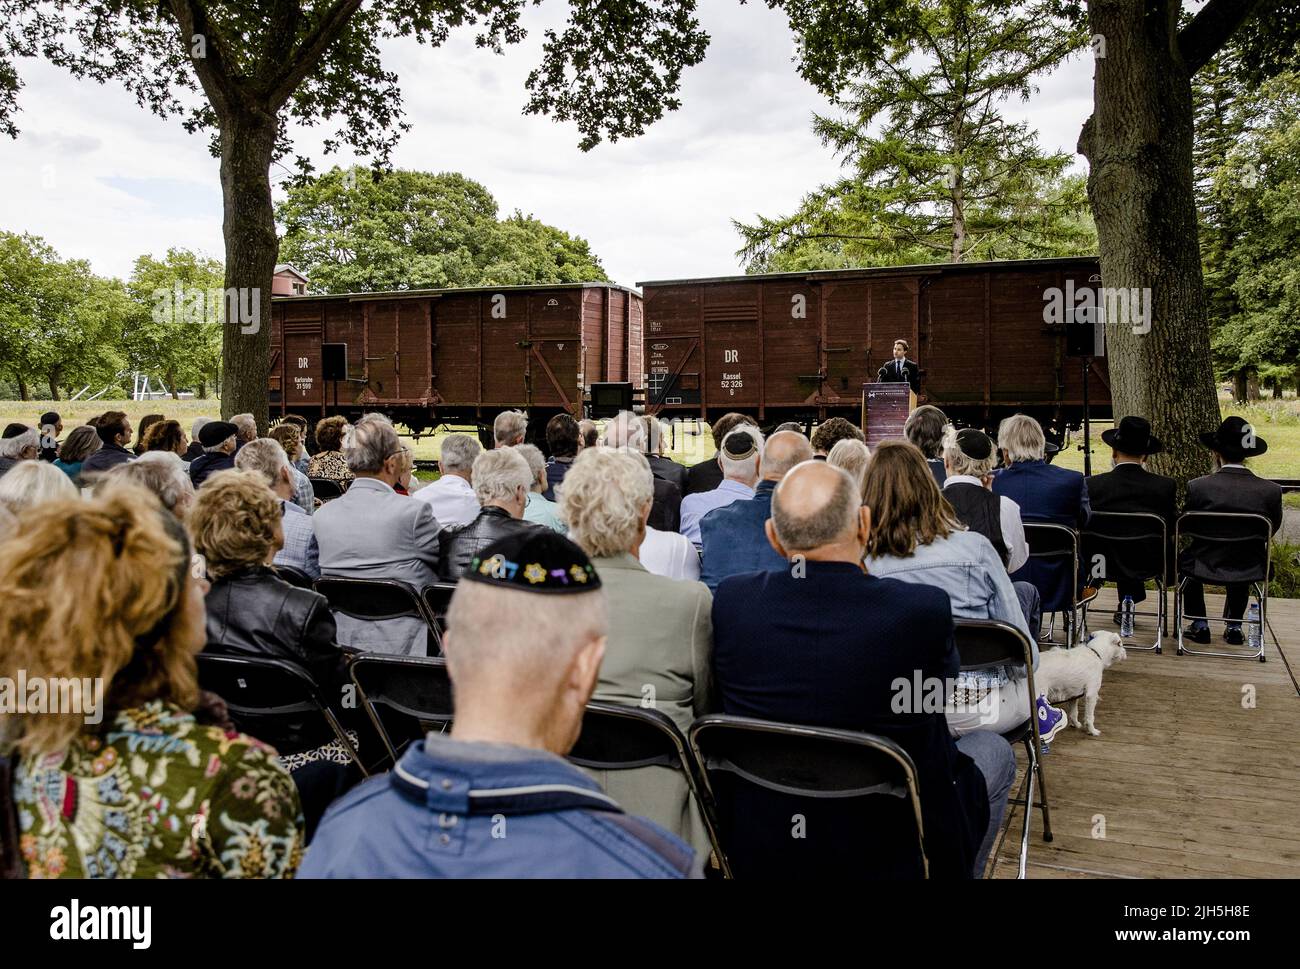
[698,480,788,592]
[711,562,987,878]
[993,460,1087,610]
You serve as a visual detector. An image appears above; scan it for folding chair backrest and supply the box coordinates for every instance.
[309,477,344,500]
[952,618,1032,671]
[689,715,927,879]
[349,654,454,762]
[196,653,356,764]
[314,577,429,622]
[1176,511,1272,583]
[419,582,458,652]
[1080,511,1167,583]
[1024,521,1077,558]
[274,564,315,589]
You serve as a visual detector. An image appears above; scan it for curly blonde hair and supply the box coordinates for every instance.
[559,448,654,558]
[269,423,303,462]
[0,483,200,756]
[190,470,281,578]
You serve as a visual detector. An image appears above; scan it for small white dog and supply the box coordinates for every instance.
[1035,631,1127,736]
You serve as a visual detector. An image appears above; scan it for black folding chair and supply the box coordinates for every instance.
[196,653,367,774]
[314,576,440,656]
[688,714,927,879]
[569,702,725,875]
[419,582,459,653]
[348,654,454,766]
[1174,511,1273,661]
[952,619,1052,879]
[1080,511,1168,652]
[308,477,345,501]
[273,564,315,589]
[1022,522,1088,647]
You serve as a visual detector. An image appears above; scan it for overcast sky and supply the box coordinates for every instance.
[0,1,1096,289]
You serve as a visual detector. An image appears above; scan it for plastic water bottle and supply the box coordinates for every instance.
[1247,603,1261,650]
[1120,596,1135,638]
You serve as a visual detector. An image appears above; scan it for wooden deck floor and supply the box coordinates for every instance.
[991,587,1300,879]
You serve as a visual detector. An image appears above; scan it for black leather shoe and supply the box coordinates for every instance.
[1184,626,1211,645]
[1224,627,1245,646]
[1111,610,1123,626]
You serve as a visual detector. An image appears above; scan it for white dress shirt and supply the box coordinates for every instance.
[943,473,1029,573]
[411,472,480,527]
[639,527,701,582]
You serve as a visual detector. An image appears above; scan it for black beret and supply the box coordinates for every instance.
[198,420,238,447]
[463,530,602,595]
[2,423,30,440]
[956,428,993,460]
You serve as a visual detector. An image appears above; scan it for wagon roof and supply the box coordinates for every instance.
[270,280,640,302]
[636,255,1101,288]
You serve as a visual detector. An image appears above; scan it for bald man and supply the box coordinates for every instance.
[698,430,814,592]
[710,460,1015,879]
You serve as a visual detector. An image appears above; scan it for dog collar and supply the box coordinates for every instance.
[1086,645,1103,661]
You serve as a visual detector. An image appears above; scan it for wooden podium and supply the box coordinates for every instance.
[861,383,916,449]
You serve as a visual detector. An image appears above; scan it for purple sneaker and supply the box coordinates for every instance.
[1036,696,1067,744]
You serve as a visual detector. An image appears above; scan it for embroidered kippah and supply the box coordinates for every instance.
[463,529,602,595]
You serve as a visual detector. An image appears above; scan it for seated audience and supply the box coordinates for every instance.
[1181,416,1283,645]
[711,460,1014,878]
[230,413,258,452]
[640,525,702,581]
[78,411,135,478]
[494,409,528,448]
[861,442,1061,740]
[306,415,354,485]
[37,411,61,462]
[391,440,415,496]
[0,484,303,877]
[772,421,805,435]
[543,413,582,500]
[299,530,699,878]
[140,418,190,464]
[236,438,320,578]
[189,420,238,488]
[278,415,312,473]
[52,425,101,485]
[605,411,681,532]
[1083,416,1177,625]
[312,413,441,655]
[679,425,763,546]
[560,448,714,851]
[579,418,600,450]
[132,413,164,456]
[942,428,1029,573]
[439,448,540,580]
[0,424,38,479]
[826,437,871,498]
[186,416,212,462]
[268,422,315,513]
[699,430,813,592]
[516,443,567,533]
[103,455,196,520]
[905,405,949,486]
[0,459,78,513]
[684,412,756,496]
[642,415,688,493]
[413,433,481,526]
[810,416,865,458]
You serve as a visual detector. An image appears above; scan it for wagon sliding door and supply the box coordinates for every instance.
[281,307,324,408]
[530,290,584,414]
[363,300,432,405]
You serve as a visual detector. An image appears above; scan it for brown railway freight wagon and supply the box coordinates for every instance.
[269,282,643,441]
[638,256,1112,437]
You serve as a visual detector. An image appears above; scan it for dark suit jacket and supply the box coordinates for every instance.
[1083,463,1177,584]
[993,460,1087,610]
[1179,467,1283,584]
[685,454,723,496]
[189,451,235,488]
[877,357,920,393]
[712,562,986,878]
[649,477,682,533]
[699,481,785,592]
[648,454,688,494]
[927,458,947,488]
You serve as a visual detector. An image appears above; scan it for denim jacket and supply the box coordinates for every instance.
[865,529,1037,688]
[299,735,701,879]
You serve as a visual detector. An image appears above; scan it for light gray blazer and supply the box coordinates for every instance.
[312,477,442,655]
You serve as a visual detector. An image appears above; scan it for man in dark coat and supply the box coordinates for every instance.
[189,420,238,488]
[876,338,920,394]
[79,411,136,479]
[1180,416,1283,645]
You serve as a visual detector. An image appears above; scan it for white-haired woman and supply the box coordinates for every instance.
[0,459,78,513]
[437,447,541,580]
[559,447,713,853]
[826,437,871,501]
[514,443,566,533]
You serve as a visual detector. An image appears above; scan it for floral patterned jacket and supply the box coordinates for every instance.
[307,451,353,484]
[13,700,303,878]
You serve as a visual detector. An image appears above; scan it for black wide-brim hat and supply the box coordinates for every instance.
[1101,416,1163,455]
[1199,415,1268,459]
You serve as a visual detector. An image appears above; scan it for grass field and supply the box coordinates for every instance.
[4,395,1297,480]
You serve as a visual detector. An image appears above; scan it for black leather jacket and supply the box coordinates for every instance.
[438,506,541,580]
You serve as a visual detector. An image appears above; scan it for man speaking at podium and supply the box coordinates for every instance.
[877,339,920,394]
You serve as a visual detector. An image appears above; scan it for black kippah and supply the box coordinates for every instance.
[722,430,757,460]
[463,529,602,595]
[2,423,29,440]
[956,428,993,460]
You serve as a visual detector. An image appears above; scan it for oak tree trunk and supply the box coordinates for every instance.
[1232,369,1247,403]
[16,376,28,401]
[1078,0,1220,489]
[218,113,278,433]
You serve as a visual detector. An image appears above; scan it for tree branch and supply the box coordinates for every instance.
[267,0,363,108]
[1179,0,1264,75]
